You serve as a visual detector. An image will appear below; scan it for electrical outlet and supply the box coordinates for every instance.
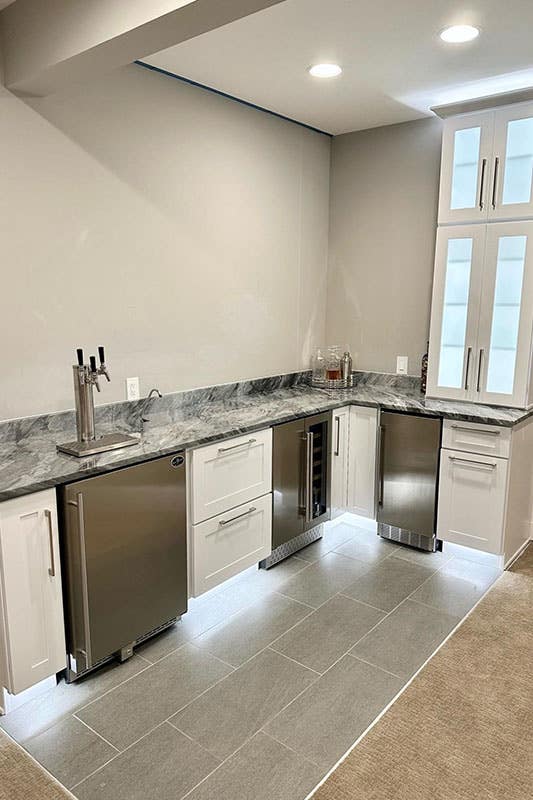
[396,356,408,375]
[126,377,140,401]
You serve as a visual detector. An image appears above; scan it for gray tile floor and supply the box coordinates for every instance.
[1,515,501,800]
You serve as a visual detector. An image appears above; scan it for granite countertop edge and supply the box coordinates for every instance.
[1,384,531,502]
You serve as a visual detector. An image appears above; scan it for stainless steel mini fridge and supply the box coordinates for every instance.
[59,454,188,680]
[377,411,442,552]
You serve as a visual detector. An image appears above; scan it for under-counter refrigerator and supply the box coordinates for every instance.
[377,411,442,551]
[59,454,188,680]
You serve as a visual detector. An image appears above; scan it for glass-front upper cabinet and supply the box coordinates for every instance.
[426,226,485,401]
[427,222,533,408]
[476,221,533,407]
[491,104,533,220]
[438,113,494,224]
[439,103,533,224]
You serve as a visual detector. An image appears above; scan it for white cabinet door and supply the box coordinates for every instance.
[330,407,350,518]
[191,493,272,596]
[0,490,66,694]
[427,225,486,401]
[191,428,272,524]
[437,449,508,554]
[490,103,533,221]
[438,113,494,224]
[475,221,533,407]
[347,406,378,519]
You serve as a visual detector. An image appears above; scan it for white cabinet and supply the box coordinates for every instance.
[188,427,273,597]
[427,221,533,408]
[437,448,508,555]
[347,406,378,519]
[191,428,272,524]
[192,494,272,595]
[0,490,66,695]
[439,102,533,224]
[330,407,350,518]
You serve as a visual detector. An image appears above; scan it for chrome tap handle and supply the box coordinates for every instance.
[98,346,110,381]
[90,356,101,392]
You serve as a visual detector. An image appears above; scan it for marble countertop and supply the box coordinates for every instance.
[0,381,530,502]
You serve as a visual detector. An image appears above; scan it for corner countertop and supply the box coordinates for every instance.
[0,381,530,502]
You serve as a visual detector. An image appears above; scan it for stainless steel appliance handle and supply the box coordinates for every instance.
[305,431,313,523]
[334,416,341,457]
[478,158,487,210]
[378,425,385,507]
[44,509,55,577]
[217,438,256,454]
[68,493,92,667]
[476,348,484,392]
[450,424,500,436]
[219,507,256,526]
[491,157,500,209]
[450,456,497,470]
[464,346,472,391]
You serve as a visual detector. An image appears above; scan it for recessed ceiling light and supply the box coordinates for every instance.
[308,63,342,78]
[440,24,480,43]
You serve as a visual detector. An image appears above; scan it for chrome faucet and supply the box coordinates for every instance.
[140,388,163,427]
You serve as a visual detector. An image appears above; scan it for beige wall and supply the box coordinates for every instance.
[0,64,330,420]
[326,117,442,376]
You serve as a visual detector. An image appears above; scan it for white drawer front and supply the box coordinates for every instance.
[437,449,508,555]
[442,420,511,459]
[192,493,272,596]
[192,428,272,523]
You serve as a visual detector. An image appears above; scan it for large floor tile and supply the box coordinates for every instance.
[264,655,402,769]
[341,556,436,612]
[74,723,219,800]
[351,599,460,679]
[194,592,310,667]
[170,648,316,760]
[0,656,148,743]
[334,529,395,565]
[185,732,323,800]
[77,644,232,750]
[225,557,310,595]
[295,523,357,563]
[270,595,384,673]
[279,552,370,608]
[411,557,500,618]
[389,544,454,569]
[24,716,116,789]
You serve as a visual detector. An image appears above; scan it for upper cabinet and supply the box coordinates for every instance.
[439,102,533,224]
[427,220,533,408]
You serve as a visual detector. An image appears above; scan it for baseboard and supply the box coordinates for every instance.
[504,537,532,570]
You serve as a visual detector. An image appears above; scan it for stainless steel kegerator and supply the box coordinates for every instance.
[59,454,188,680]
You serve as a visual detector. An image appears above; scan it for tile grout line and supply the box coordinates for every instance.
[72,715,121,753]
[346,653,403,681]
[266,647,322,676]
[261,729,324,769]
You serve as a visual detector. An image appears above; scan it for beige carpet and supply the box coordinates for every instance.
[312,544,533,800]
[0,725,72,800]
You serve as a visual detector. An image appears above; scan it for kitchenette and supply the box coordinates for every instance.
[1,4,533,799]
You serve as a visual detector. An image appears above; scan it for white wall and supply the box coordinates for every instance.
[0,63,330,420]
[326,117,442,376]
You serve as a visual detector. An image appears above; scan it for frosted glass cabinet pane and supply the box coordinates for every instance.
[502,118,533,205]
[450,128,481,210]
[437,238,473,388]
[486,235,527,394]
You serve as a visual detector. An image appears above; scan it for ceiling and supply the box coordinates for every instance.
[144,0,533,135]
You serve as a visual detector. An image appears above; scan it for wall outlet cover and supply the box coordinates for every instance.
[126,377,140,400]
[396,356,408,375]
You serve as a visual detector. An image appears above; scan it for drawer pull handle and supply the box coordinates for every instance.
[44,509,55,577]
[450,425,501,436]
[449,456,497,470]
[219,507,257,526]
[218,438,256,454]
